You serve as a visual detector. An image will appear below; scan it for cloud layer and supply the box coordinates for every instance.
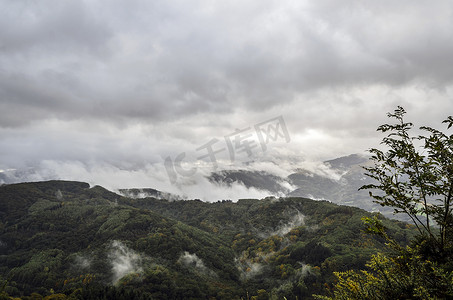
[1,0,453,195]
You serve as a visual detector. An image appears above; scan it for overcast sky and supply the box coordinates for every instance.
[1,0,453,197]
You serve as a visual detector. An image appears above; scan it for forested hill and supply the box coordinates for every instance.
[0,181,416,299]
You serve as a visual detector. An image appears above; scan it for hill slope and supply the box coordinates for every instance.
[0,181,416,299]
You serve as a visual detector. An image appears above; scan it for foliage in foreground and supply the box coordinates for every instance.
[316,217,453,299]
[317,107,453,299]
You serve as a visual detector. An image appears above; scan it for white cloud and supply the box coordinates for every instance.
[108,240,143,285]
[178,251,216,277]
[1,0,453,191]
[73,254,91,270]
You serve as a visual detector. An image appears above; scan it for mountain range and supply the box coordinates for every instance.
[208,154,402,220]
[0,179,415,299]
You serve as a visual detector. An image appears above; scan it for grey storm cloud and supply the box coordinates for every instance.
[1,0,453,195]
[1,0,453,126]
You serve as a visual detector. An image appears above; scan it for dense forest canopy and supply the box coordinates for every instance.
[0,180,415,299]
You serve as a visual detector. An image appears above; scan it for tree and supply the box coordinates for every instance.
[360,106,453,255]
[315,107,453,299]
[314,249,453,300]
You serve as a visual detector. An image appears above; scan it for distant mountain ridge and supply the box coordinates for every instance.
[0,154,397,219]
[208,154,399,218]
[209,170,291,195]
[117,187,183,201]
[323,153,369,171]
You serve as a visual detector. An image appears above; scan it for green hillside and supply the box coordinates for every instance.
[0,181,416,299]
